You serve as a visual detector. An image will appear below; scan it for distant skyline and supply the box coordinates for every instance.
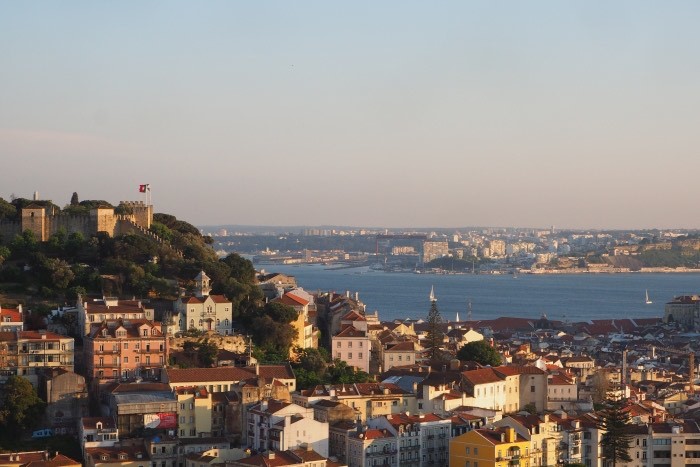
[2,2,700,229]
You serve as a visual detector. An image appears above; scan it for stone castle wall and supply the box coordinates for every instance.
[0,201,153,243]
[0,220,20,243]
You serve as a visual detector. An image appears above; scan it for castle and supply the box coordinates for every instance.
[0,200,153,242]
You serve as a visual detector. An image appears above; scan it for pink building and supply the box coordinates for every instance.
[84,319,167,384]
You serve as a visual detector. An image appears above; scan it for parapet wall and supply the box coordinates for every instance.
[170,334,247,353]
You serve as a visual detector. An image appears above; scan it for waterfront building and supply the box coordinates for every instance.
[663,295,700,330]
[422,240,449,264]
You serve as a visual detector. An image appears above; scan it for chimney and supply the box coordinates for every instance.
[267,452,275,460]
[505,427,516,443]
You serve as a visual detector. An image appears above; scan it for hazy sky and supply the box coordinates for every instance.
[2,2,699,229]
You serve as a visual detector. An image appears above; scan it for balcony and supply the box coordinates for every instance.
[140,348,163,353]
[366,448,397,457]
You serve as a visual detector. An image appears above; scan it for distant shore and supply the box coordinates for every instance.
[528,267,700,275]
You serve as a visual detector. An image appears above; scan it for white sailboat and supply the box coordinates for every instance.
[645,290,652,305]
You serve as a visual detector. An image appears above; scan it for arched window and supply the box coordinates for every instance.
[190,319,194,328]
[216,319,220,326]
[225,319,229,326]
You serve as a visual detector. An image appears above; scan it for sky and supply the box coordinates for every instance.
[2,2,700,229]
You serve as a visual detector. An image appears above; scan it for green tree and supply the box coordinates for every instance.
[425,296,444,361]
[0,375,46,437]
[0,197,16,220]
[263,302,298,323]
[456,340,501,366]
[598,398,633,466]
[197,338,218,367]
[70,192,79,206]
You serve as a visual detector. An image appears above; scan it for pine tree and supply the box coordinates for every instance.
[425,290,444,361]
[70,191,79,206]
[598,398,633,467]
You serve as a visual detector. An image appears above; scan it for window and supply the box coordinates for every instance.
[124,343,128,349]
[474,448,478,455]
[348,342,352,348]
[530,386,535,392]
[359,352,363,359]
[124,357,128,363]
[336,352,341,359]
[337,342,341,348]
[348,353,352,359]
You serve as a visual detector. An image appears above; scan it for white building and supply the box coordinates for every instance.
[247,400,329,458]
[174,271,233,335]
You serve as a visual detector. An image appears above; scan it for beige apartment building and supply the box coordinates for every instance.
[0,330,74,387]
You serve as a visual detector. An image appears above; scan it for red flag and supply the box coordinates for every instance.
[139,184,150,193]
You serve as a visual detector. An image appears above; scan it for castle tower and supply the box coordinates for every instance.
[194,270,212,298]
[118,201,153,229]
[21,205,48,241]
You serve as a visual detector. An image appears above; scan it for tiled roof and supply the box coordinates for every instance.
[335,326,367,338]
[0,452,80,467]
[0,308,22,321]
[385,341,418,352]
[494,365,546,377]
[474,427,527,445]
[356,429,393,440]
[166,367,255,383]
[258,363,295,381]
[461,368,504,385]
[81,417,116,430]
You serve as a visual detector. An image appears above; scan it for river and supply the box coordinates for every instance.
[260,264,700,322]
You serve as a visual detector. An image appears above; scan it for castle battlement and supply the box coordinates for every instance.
[0,200,153,243]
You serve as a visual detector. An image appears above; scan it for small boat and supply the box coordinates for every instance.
[645,290,652,305]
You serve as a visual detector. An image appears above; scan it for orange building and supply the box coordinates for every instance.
[84,319,167,384]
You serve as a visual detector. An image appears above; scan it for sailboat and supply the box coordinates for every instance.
[645,290,652,305]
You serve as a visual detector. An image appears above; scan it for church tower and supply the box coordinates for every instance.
[194,270,212,298]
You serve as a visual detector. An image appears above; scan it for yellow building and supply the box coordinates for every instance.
[450,426,529,467]
[175,386,213,438]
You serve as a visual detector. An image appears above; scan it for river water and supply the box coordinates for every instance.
[261,264,700,322]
